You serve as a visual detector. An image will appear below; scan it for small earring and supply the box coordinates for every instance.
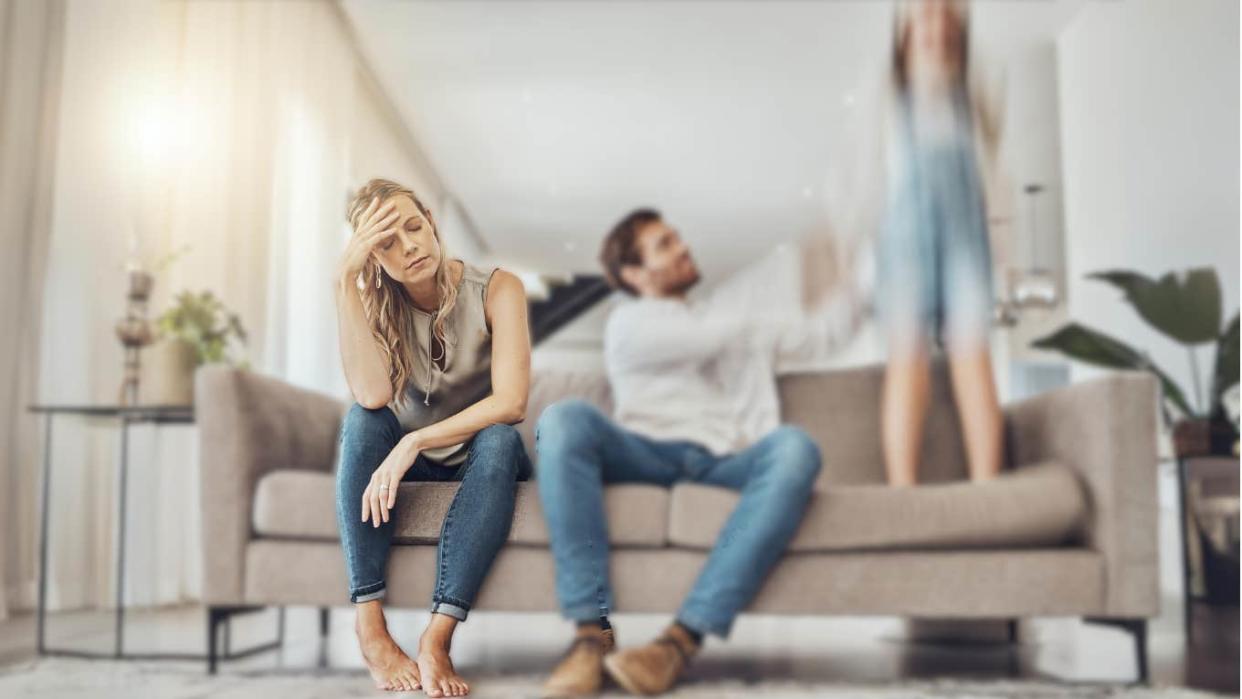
[375,264,382,288]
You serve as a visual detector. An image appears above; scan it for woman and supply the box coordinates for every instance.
[334,177,532,696]
[876,0,1007,486]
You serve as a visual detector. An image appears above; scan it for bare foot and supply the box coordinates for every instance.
[355,604,422,692]
[417,613,469,697]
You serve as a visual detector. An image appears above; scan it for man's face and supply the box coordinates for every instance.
[622,219,701,297]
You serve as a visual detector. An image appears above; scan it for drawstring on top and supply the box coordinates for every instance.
[424,310,444,406]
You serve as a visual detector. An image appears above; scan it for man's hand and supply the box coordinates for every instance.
[799,234,845,311]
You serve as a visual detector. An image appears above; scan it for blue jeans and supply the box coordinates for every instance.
[335,403,533,620]
[535,399,822,638]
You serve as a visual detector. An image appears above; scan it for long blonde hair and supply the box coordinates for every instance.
[346,178,460,409]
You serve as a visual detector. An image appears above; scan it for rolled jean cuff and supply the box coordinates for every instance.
[350,581,386,604]
[561,603,609,624]
[431,597,470,622]
[675,608,731,640]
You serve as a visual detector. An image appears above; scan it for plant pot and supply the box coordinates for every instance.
[142,339,198,406]
[1173,418,1238,458]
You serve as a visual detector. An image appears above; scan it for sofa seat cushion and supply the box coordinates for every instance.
[251,471,669,547]
[668,461,1087,552]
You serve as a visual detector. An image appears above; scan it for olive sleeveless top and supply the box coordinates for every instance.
[387,260,499,465]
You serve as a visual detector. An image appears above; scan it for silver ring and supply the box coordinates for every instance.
[379,484,389,491]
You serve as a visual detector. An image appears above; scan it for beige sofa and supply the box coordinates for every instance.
[196,362,1160,681]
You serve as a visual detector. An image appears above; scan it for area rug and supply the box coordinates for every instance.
[0,658,1225,698]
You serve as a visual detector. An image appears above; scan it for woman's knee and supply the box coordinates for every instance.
[465,423,529,481]
[337,403,398,481]
[471,424,525,468]
[341,402,397,443]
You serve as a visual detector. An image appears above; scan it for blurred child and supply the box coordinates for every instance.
[820,0,1010,486]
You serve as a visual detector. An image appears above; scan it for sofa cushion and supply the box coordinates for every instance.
[242,541,1104,615]
[667,461,1087,552]
[251,471,669,547]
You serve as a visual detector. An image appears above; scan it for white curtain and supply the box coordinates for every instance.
[0,0,66,620]
[8,0,471,614]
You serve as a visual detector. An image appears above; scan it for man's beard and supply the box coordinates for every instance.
[663,267,700,296]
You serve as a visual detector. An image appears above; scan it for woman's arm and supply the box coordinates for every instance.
[336,278,395,409]
[405,268,531,451]
[337,196,401,408]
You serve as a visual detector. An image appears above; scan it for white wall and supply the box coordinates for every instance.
[26,0,463,613]
[536,39,1073,399]
[1057,0,1240,413]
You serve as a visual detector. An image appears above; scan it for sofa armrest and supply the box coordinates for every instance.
[1004,371,1160,617]
[195,366,346,604]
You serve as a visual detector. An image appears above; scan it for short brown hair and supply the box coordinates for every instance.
[599,208,660,296]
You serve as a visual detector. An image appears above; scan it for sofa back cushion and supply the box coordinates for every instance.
[779,361,971,486]
[521,360,972,488]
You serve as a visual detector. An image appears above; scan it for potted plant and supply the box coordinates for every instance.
[146,290,249,405]
[1032,267,1239,457]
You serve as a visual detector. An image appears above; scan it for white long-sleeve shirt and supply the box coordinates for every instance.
[603,243,868,456]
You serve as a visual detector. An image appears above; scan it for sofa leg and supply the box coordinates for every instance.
[318,607,331,668]
[205,605,283,674]
[1132,619,1150,685]
[1083,616,1149,684]
[206,606,224,675]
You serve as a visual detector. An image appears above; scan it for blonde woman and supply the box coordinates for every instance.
[334,178,531,696]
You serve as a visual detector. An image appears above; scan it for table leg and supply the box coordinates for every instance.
[1176,457,1194,643]
[115,416,130,658]
[36,414,53,655]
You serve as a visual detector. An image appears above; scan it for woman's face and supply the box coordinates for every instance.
[371,194,441,285]
[906,0,964,83]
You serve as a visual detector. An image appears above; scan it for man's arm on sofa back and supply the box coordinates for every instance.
[195,366,346,604]
[1004,371,1160,617]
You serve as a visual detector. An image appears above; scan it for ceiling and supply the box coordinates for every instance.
[340,0,1083,283]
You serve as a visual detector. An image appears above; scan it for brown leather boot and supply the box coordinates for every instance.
[541,625,616,698]
[602,623,699,695]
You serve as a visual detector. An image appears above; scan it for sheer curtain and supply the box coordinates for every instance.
[0,0,66,620]
[9,0,473,614]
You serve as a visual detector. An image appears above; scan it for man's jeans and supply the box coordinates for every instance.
[335,403,533,621]
[535,399,822,638]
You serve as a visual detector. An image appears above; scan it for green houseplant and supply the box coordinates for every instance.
[147,290,249,404]
[156,290,249,366]
[1032,268,1238,457]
